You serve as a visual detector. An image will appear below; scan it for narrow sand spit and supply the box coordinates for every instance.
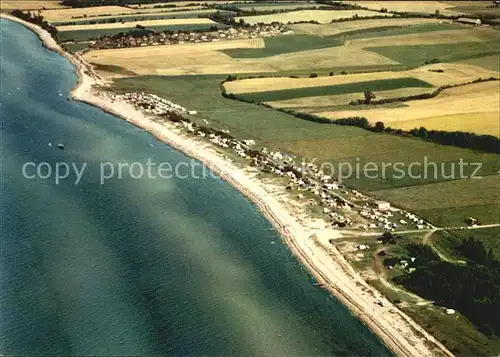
[1,14,454,357]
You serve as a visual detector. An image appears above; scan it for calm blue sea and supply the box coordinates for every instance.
[0,19,391,356]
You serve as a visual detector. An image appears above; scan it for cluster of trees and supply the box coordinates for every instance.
[459,237,497,265]
[378,231,404,244]
[410,127,500,154]
[394,240,500,337]
[11,10,58,37]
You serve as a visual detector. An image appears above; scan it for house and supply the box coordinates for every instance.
[374,200,391,211]
[456,17,481,26]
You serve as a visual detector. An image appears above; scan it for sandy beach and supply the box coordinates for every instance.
[1,13,454,357]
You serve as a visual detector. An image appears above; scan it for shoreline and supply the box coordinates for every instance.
[1,14,453,357]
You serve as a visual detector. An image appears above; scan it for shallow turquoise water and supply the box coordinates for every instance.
[0,19,391,356]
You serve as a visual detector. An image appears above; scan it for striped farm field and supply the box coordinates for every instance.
[317,81,500,136]
[52,9,233,25]
[84,44,396,76]
[291,18,445,36]
[232,2,333,11]
[367,40,500,68]
[128,1,235,8]
[40,6,138,22]
[266,87,435,109]
[1,1,67,10]
[344,1,465,16]
[392,111,500,137]
[348,28,494,48]
[230,78,433,102]
[56,18,217,32]
[236,10,392,25]
[224,63,498,94]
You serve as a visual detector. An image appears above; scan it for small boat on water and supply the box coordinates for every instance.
[57,143,65,150]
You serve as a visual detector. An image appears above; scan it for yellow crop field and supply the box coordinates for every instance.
[115,6,207,13]
[40,6,137,21]
[393,111,500,136]
[128,1,235,8]
[224,63,498,93]
[348,29,490,48]
[316,81,500,136]
[235,10,392,25]
[344,1,464,16]
[56,18,216,31]
[84,44,396,76]
[291,18,442,36]
[266,87,434,109]
[1,1,67,10]
[63,9,218,23]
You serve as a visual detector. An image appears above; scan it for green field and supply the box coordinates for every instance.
[52,10,235,25]
[431,227,500,260]
[109,74,500,227]
[221,34,342,58]
[367,40,500,68]
[403,305,500,357]
[458,54,500,71]
[233,78,433,102]
[57,23,227,42]
[334,22,465,41]
[371,176,500,226]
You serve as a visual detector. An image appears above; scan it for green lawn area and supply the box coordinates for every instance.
[402,304,500,357]
[367,40,500,68]
[57,23,227,42]
[431,227,500,260]
[109,74,500,227]
[234,77,433,102]
[221,34,343,58]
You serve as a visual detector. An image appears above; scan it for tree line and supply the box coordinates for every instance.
[11,10,58,38]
